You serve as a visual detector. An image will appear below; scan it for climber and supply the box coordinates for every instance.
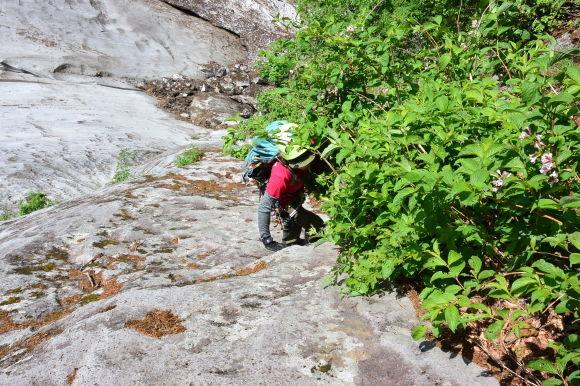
[258,123,324,251]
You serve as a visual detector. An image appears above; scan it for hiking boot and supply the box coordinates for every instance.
[262,236,285,251]
[284,238,308,247]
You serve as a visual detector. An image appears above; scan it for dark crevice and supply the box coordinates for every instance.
[160,1,243,40]
[1,61,43,78]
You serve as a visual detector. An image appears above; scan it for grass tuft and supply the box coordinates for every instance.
[175,146,203,167]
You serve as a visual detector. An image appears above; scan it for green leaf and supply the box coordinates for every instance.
[567,65,580,84]
[469,169,488,187]
[521,82,541,105]
[541,378,564,386]
[527,359,560,376]
[438,53,451,69]
[536,199,560,210]
[435,96,449,112]
[444,285,462,295]
[411,325,428,340]
[486,320,504,340]
[478,270,495,281]
[468,256,482,274]
[560,196,580,209]
[554,299,571,314]
[447,250,462,266]
[532,259,565,277]
[321,143,339,158]
[569,232,580,250]
[444,305,461,332]
[449,262,466,278]
[571,253,580,265]
[511,277,537,296]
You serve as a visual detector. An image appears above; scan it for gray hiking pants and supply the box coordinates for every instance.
[258,192,324,245]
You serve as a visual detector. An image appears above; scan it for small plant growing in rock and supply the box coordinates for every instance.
[0,211,14,221]
[111,149,136,184]
[17,192,55,216]
[175,146,203,167]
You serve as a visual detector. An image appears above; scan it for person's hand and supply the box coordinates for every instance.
[262,236,285,251]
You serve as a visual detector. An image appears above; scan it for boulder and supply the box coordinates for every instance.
[162,0,296,57]
[189,92,252,128]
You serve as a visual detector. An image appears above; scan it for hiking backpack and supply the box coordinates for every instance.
[242,120,287,196]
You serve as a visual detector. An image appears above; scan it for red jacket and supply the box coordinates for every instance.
[265,162,306,206]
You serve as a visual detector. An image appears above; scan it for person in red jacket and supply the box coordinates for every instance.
[258,124,324,251]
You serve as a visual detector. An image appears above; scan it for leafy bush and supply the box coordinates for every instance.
[175,146,203,167]
[17,192,54,216]
[226,0,579,383]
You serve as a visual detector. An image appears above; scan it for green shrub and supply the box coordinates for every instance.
[175,146,203,167]
[17,192,54,216]
[226,0,579,383]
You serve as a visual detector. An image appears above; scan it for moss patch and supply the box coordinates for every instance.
[14,262,56,275]
[0,297,21,306]
[92,239,120,248]
[80,294,100,305]
[46,247,69,261]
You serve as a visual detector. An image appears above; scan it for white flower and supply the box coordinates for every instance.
[346,25,356,32]
[529,154,538,163]
[471,20,481,29]
[519,131,529,140]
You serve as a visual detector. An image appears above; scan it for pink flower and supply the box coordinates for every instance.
[529,154,538,163]
[471,20,481,29]
[346,25,356,32]
[491,170,511,191]
[519,126,531,140]
[533,134,545,149]
[539,153,555,174]
[541,153,553,164]
[540,164,551,174]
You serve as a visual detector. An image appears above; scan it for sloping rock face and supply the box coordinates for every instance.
[0,0,246,80]
[162,0,296,56]
[0,75,223,212]
[0,0,286,212]
[0,152,496,385]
